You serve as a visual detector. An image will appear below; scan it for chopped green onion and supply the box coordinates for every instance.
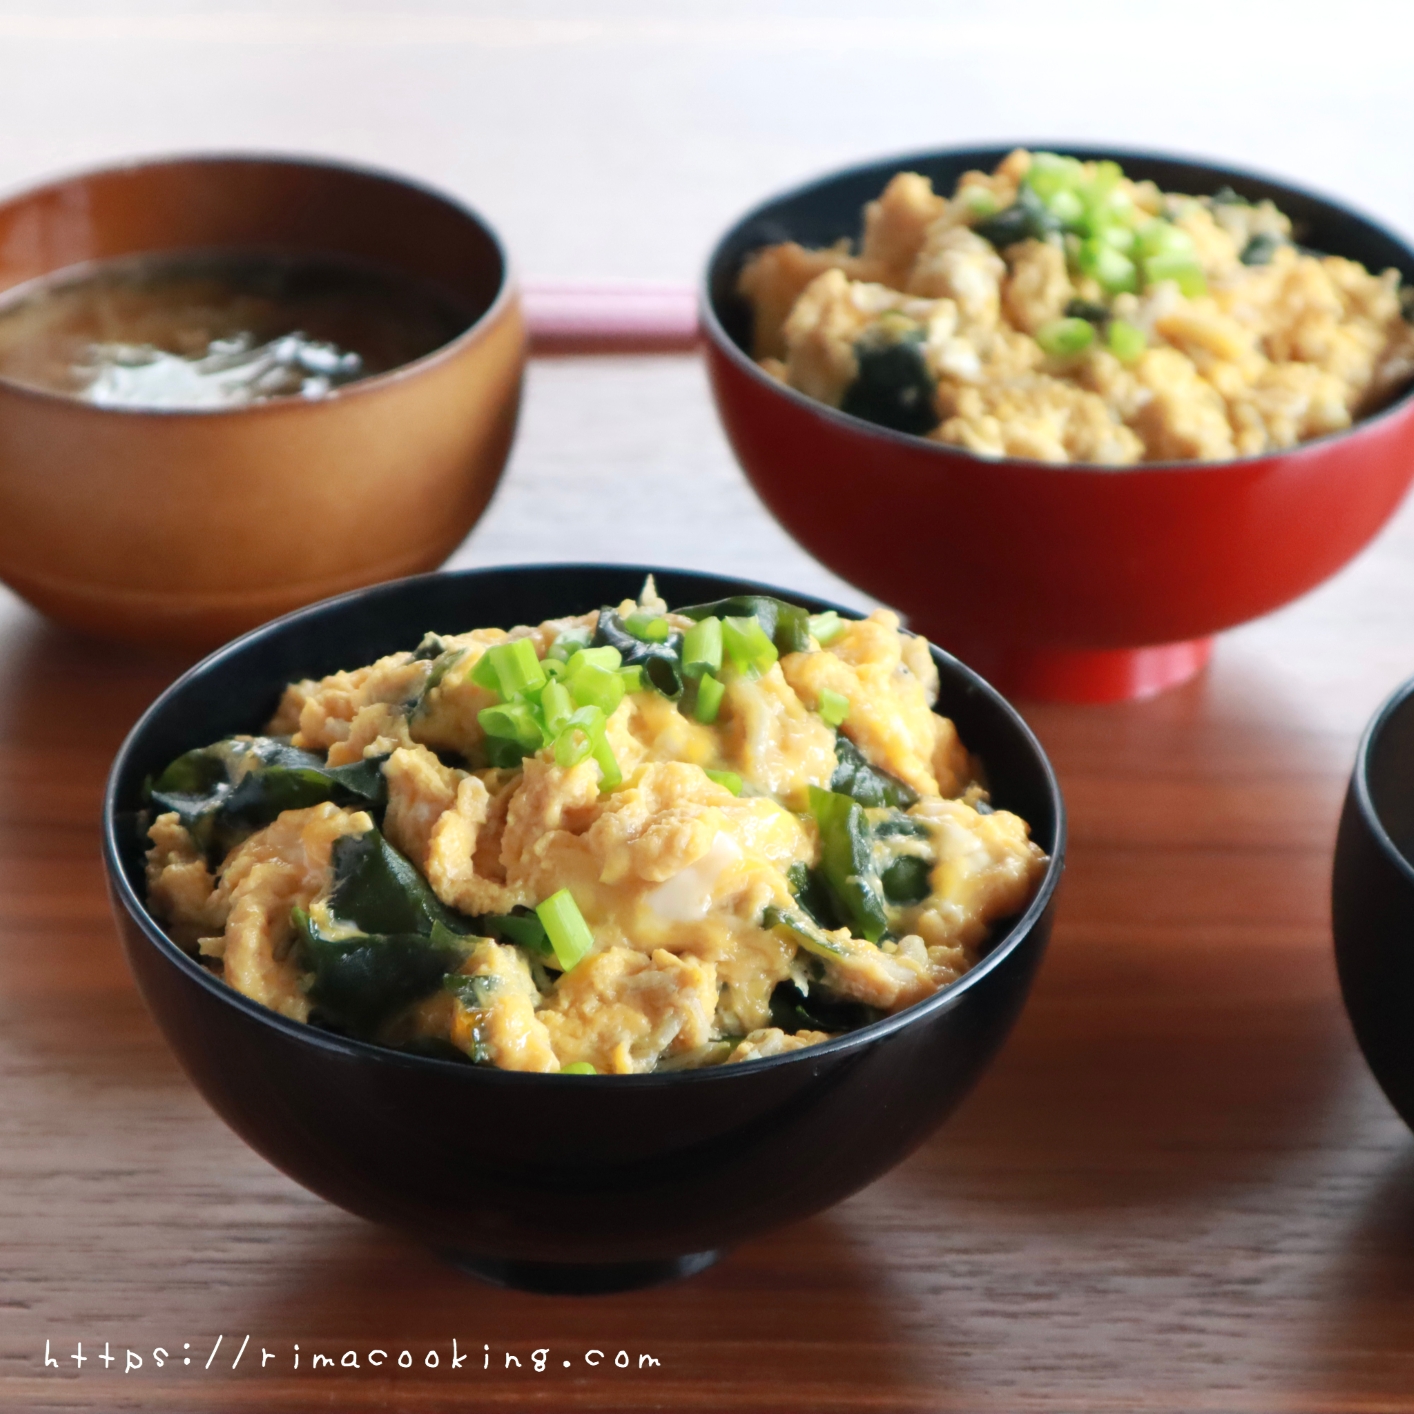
[471,637,546,700]
[1085,159,1123,204]
[1136,220,1195,261]
[541,658,566,679]
[618,665,646,693]
[540,679,574,734]
[592,735,622,789]
[478,702,543,750]
[547,626,593,662]
[484,736,531,768]
[1024,152,1084,203]
[1093,220,1136,252]
[704,768,743,795]
[554,729,592,768]
[560,1062,597,1075]
[567,645,621,673]
[958,186,999,219]
[1046,188,1085,227]
[624,611,671,643]
[552,705,604,768]
[535,888,595,972]
[1142,253,1207,297]
[808,611,847,647]
[1035,317,1096,358]
[722,616,779,678]
[818,690,850,727]
[470,650,501,691]
[568,660,625,716]
[682,616,723,679]
[1076,238,1137,294]
[694,672,725,724]
[1106,319,1147,364]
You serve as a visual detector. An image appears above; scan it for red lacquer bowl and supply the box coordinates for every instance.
[702,146,1414,702]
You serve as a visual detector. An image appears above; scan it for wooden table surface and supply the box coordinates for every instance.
[3,3,1414,1409]
[3,347,1414,1414]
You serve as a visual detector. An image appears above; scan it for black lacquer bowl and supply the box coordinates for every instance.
[1333,676,1414,1130]
[103,565,1066,1294]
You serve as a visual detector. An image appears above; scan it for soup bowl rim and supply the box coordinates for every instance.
[0,148,517,419]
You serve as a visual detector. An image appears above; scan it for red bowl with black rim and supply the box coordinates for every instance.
[702,145,1414,703]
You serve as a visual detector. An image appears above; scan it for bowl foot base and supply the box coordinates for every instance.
[957,636,1214,704]
[442,1248,722,1294]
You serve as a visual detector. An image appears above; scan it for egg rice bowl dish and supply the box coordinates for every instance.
[739,149,1414,464]
[144,585,1047,1074]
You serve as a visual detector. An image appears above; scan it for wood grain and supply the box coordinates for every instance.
[5,348,1414,1413]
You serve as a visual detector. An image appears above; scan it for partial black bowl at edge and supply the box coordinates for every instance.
[1334,676,1414,1132]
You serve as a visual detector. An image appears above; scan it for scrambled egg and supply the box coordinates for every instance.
[739,149,1414,464]
[146,590,1047,1073]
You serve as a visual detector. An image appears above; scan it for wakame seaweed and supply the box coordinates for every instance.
[295,829,472,1038]
[150,736,387,862]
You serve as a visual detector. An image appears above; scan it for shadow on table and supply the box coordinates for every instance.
[920,650,1359,1218]
[0,603,197,1085]
[218,1208,953,1412]
[1299,1122,1414,1404]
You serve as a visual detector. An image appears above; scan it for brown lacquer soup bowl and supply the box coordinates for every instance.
[0,153,524,648]
[102,564,1065,1294]
[703,145,1414,702]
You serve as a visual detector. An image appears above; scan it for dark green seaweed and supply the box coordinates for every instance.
[150,737,387,862]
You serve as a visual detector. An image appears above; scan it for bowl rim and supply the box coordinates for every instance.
[0,149,519,419]
[1350,673,1414,887]
[102,561,1067,1087]
[700,139,1414,475]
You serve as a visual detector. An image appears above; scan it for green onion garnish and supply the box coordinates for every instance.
[485,638,546,700]
[478,702,543,751]
[618,665,646,693]
[1024,152,1084,203]
[818,690,850,727]
[535,888,595,972]
[560,1061,597,1075]
[808,611,847,647]
[1142,252,1207,297]
[566,645,621,673]
[1136,220,1196,261]
[1106,318,1147,364]
[704,769,743,795]
[470,650,500,691]
[682,616,723,678]
[591,732,622,789]
[1076,238,1137,294]
[567,660,625,716]
[694,673,725,724]
[722,616,779,678]
[624,612,671,643]
[552,705,604,768]
[1046,188,1085,226]
[961,189,999,219]
[547,626,593,662]
[1035,317,1095,358]
[540,678,573,734]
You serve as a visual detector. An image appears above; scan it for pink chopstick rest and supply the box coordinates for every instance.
[521,280,700,351]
